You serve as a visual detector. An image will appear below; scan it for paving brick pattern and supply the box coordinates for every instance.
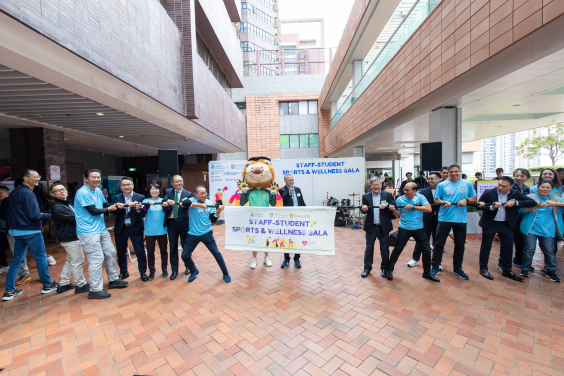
[0,224,562,375]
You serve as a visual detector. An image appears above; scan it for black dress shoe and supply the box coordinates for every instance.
[381,270,386,278]
[141,274,149,282]
[185,268,190,275]
[480,269,494,280]
[386,270,394,281]
[170,272,178,280]
[422,271,440,282]
[502,270,524,282]
[119,272,129,280]
[361,269,370,278]
[162,270,168,278]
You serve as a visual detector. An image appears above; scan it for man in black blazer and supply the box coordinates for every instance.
[278,173,306,268]
[408,172,441,268]
[360,177,396,279]
[164,175,192,280]
[114,177,147,281]
[476,176,536,282]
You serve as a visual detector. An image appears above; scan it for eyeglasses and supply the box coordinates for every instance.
[51,188,66,193]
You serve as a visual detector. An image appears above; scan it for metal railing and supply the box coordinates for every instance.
[242,47,334,77]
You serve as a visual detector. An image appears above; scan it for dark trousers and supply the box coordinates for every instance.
[181,230,229,276]
[115,225,146,275]
[432,222,467,270]
[0,232,8,266]
[284,253,300,261]
[412,215,438,261]
[146,234,168,273]
[479,221,513,272]
[512,216,525,266]
[364,225,390,271]
[389,228,432,273]
[167,219,187,273]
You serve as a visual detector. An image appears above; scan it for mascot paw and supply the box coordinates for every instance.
[237,179,250,191]
[268,182,279,192]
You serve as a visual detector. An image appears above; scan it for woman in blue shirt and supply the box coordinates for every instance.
[519,180,564,281]
[530,168,563,196]
[140,184,170,280]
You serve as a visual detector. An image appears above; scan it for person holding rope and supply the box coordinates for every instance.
[430,163,477,280]
[387,182,440,282]
[476,176,536,282]
[360,177,396,280]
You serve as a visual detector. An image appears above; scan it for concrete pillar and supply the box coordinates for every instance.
[330,101,337,119]
[352,60,362,88]
[392,158,401,190]
[429,107,462,166]
[353,146,365,158]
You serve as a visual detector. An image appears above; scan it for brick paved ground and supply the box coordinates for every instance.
[0,223,562,375]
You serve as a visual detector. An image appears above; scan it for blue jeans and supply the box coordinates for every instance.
[5,233,52,292]
[522,234,557,272]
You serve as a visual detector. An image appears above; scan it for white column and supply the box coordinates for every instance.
[353,146,365,158]
[392,158,401,190]
[429,107,462,166]
[330,101,337,119]
[352,60,362,88]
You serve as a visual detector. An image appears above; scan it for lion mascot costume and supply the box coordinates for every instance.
[237,156,279,268]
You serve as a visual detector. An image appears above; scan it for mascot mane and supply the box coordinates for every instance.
[242,156,276,189]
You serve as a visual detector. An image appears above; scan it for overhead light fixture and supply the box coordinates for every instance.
[96,112,104,116]
[513,104,520,107]
[32,115,43,118]
[119,135,124,138]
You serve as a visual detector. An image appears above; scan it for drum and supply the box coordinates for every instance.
[327,197,339,206]
[334,210,345,226]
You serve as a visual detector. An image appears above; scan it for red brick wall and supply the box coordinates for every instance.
[324,0,564,156]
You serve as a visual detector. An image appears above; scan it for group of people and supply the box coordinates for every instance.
[2,169,230,301]
[362,164,564,283]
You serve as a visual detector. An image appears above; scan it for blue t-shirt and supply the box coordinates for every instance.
[74,186,107,235]
[530,197,556,237]
[8,229,41,236]
[188,198,216,236]
[396,194,429,230]
[530,185,563,197]
[434,179,477,223]
[142,198,167,236]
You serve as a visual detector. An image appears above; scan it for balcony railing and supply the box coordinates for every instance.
[330,0,440,128]
[242,47,334,77]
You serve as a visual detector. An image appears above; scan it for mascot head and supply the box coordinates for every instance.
[243,156,275,189]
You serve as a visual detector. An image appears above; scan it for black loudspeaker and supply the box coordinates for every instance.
[158,149,178,177]
[420,142,442,171]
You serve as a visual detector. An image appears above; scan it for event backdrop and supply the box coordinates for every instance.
[209,157,366,208]
[224,206,336,255]
[476,179,535,198]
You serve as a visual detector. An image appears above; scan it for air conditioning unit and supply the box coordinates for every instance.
[274,20,279,27]
[235,23,240,32]
[273,3,278,11]
[275,36,280,43]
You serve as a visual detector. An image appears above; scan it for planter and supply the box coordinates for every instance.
[467,212,482,235]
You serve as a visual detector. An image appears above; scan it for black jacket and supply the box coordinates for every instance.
[361,191,396,234]
[477,188,537,230]
[279,186,306,207]
[419,187,439,223]
[163,188,192,232]
[51,198,79,242]
[399,179,420,196]
[0,196,9,228]
[8,186,51,231]
[113,192,145,235]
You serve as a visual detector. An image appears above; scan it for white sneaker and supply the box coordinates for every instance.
[264,256,272,267]
[250,258,257,269]
[47,255,56,266]
[0,266,9,273]
[407,259,419,267]
[439,265,444,271]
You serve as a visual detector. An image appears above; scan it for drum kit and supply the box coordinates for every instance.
[322,192,364,228]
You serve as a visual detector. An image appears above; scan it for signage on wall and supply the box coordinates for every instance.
[50,166,60,180]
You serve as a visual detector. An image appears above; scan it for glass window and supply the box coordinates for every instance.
[280,135,289,148]
[299,63,305,71]
[309,134,319,148]
[290,135,299,148]
[299,134,309,148]
[288,102,298,115]
[308,101,318,114]
[299,50,305,58]
[298,101,308,115]
[279,102,288,116]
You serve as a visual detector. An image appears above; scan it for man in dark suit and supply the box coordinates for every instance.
[476,176,536,282]
[114,177,147,281]
[398,172,419,196]
[360,176,396,280]
[164,174,192,280]
[278,173,306,269]
[408,171,441,268]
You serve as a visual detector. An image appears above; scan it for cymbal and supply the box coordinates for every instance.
[348,193,361,196]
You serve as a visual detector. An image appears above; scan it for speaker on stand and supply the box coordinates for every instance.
[158,149,179,188]
[420,142,443,172]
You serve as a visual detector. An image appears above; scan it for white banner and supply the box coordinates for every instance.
[224,206,336,255]
[209,158,366,208]
[476,179,535,198]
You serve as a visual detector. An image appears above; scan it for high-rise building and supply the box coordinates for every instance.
[280,19,327,75]
[239,0,281,77]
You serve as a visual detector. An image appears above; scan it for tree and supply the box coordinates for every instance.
[516,123,564,166]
